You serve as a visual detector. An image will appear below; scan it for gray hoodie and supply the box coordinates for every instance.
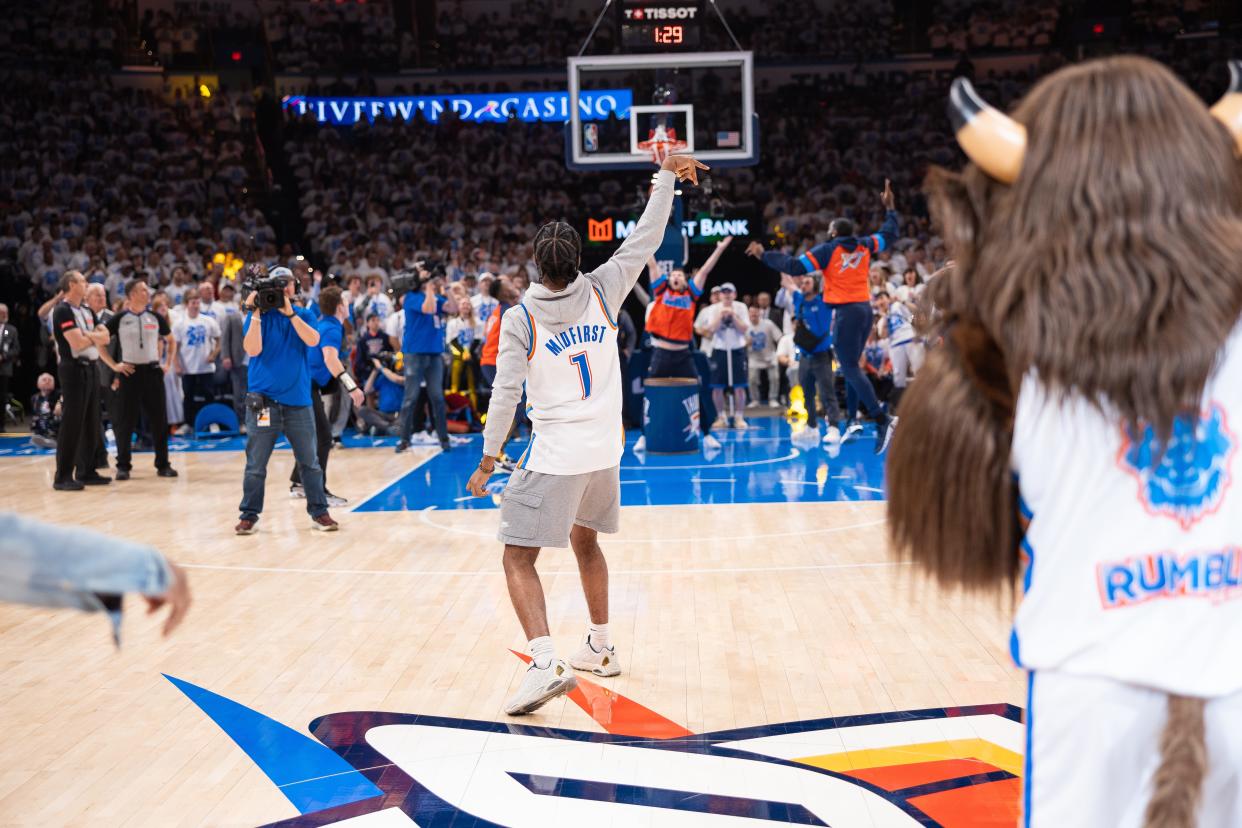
[482,169,677,459]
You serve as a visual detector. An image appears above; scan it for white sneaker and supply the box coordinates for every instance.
[633,435,646,453]
[732,415,748,429]
[745,400,760,409]
[842,422,864,443]
[325,491,348,507]
[410,431,439,446]
[504,658,577,716]
[289,484,306,499]
[823,425,841,445]
[712,416,728,431]
[702,433,721,451]
[570,636,622,677]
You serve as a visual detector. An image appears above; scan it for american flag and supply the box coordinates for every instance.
[716,131,740,147]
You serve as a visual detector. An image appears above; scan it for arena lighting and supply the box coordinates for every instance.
[1092,22,1105,36]
[198,84,211,99]
[230,50,242,62]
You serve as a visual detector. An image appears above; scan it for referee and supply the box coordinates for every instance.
[51,271,112,491]
[107,279,179,480]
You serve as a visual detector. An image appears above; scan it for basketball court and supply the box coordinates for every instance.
[0,415,1025,827]
[2,9,1030,826]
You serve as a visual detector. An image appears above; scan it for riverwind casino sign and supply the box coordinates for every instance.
[283,89,632,125]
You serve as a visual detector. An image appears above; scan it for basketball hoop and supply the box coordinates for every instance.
[638,138,689,166]
[638,125,688,166]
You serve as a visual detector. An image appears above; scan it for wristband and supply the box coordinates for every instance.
[478,459,495,473]
[336,370,359,393]
[282,310,295,318]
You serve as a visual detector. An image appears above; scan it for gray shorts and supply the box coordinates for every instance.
[497,465,621,548]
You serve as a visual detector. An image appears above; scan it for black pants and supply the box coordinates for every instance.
[116,364,170,472]
[647,346,697,379]
[0,373,10,425]
[291,384,332,489]
[181,372,215,431]
[55,360,100,483]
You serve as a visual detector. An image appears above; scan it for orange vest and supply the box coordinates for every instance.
[481,305,504,366]
[808,243,873,305]
[647,284,698,345]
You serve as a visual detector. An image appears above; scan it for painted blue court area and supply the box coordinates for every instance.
[354,417,887,512]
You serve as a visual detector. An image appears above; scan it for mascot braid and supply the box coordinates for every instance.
[887,57,1242,827]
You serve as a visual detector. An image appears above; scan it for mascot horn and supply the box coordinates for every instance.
[888,56,1242,828]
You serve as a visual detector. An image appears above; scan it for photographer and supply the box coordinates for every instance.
[290,286,364,506]
[355,354,405,435]
[235,267,338,535]
[395,268,457,454]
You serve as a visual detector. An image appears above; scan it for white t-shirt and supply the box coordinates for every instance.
[702,300,751,352]
[173,314,221,375]
[748,318,783,367]
[880,302,916,346]
[1011,322,1242,696]
[694,305,715,356]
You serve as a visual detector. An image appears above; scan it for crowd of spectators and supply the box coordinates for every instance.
[3,0,1240,456]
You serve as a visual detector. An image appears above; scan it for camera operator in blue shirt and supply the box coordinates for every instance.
[395,267,457,453]
[235,266,339,535]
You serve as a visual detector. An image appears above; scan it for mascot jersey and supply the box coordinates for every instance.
[1010,322,1242,696]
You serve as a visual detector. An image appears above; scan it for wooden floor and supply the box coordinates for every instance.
[0,445,1024,826]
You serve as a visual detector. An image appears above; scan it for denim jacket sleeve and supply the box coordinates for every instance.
[0,513,173,644]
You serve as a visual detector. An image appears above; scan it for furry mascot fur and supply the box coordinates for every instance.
[887,57,1242,827]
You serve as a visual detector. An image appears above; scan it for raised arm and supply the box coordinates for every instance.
[693,236,733,292]
[587,154,708,313]
[865,179,899,254]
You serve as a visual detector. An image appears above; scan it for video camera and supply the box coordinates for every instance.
[376,351,399,371]
[242,264,291,312]
[388,260,447,297]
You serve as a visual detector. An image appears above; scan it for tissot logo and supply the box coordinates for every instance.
[624,5,699,21]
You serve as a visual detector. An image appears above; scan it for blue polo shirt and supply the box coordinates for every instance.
[244,308,318,406]
[402,294,447,354]
[376,371,404,414]
[791,291,834,355]
[308,315,343,387]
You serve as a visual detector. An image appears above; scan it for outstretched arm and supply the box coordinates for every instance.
[865,180,899,254]
[693,236,732,292]
[588,154,708,313]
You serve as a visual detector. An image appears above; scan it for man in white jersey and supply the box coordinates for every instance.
[467,153,707,716]
[874,291,921,411]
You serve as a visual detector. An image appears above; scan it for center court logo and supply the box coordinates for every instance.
[165,673,1024,827]
[1118,403,1235,529]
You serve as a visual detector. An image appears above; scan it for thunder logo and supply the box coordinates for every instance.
[1118,403,1235,529]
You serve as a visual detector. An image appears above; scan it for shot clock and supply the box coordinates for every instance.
[618,1,703,51]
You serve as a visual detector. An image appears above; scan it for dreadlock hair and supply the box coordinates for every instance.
[533,221,582,289]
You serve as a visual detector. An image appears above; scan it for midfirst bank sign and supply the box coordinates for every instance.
[588,215,751,244]
[283,90,632,125]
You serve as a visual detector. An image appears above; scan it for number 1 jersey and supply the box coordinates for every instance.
[515,285,624,475]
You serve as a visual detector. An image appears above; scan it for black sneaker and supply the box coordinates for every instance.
[439,440,452,453]
[53,479,85,491]
[78,474,112,486]
[115,469,130,481]
[157,467,178,478]
[874,416,897,454]
[394,440,409,453]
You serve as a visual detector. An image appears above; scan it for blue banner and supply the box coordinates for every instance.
[282,90,632,125]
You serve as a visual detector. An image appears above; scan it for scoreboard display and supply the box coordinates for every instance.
[618,1,703,51]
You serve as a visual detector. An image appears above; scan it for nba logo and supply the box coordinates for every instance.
[583,123,598,153]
